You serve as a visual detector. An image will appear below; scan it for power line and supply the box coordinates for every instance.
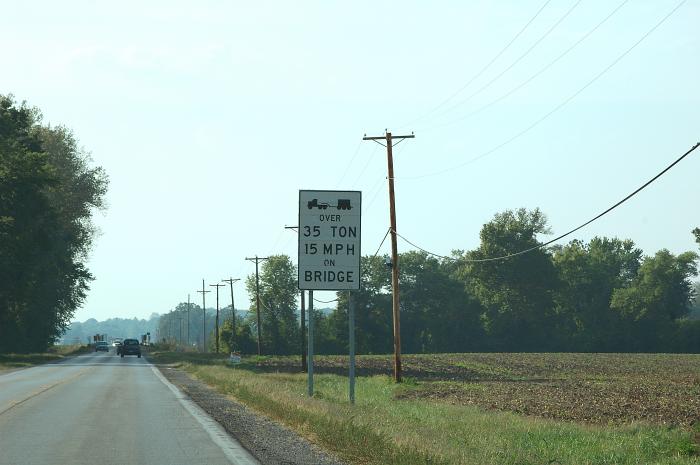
[398,0,553,129]
[362,140,411,214]
[422,0,629,133]
[395,141,699,262]
[371,228,392,259]
[258,298,272,312]
[351,144,379,186]
[337,139,365,187]
[363,176,387,213]
[427,0,583,124]
[313,297,339,304]
[402,0,688,180]
[267,228,286,256]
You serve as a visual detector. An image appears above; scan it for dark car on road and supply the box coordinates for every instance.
[120,339,141,358]
[95,341,109,352]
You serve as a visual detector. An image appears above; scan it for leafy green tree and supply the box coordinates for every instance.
[398,251,484,353]
[693,227,700,247]
[219,314,257,354]
[0,96,107,352]
[342,254,393,354]
[324,251,484,355]
[552,237,642,351]
[459,208,559,351]
[312,310,345,355]
[245,255,299,355]
[610,249,698,351]
[157,302,210,348]
[319,254,394,355]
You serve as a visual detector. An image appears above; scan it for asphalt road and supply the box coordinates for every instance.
[0,350,259,465]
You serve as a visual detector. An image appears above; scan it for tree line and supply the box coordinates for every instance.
[0,96,108,353]
[5,95,695,355]
[62,316,160,345]
[176,208,698,355]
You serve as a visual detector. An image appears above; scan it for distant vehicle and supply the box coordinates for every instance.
[112,339,122,347]
[95,341,109,352]
[120,339,141,358]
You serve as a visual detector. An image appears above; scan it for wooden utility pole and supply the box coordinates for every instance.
[245,256,270,355]
[362,131,414,383]
[196,279,210,352]
[187,293,191,347]
[209,283,225,354]
[221,278,240,350]
[285,225,306,371]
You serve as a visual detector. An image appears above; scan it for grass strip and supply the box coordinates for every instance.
[192,365,446,465]
[151,352,699,465]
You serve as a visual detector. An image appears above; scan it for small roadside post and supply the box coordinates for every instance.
[298,190,361,400]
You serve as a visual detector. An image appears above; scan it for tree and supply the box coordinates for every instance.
[610,249,698,351]
[0,96,107,352]
[693,227,700,247]
[552,237,642,351]
[245,255,299,355]
[219,315,256,354]
[397,251,484,353]
[459,208,559,351]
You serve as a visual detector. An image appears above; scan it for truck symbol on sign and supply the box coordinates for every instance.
[336,199,352,210]
[307,199,352,210]
[307,199,330,209]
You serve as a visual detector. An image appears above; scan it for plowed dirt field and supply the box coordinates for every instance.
[253,353,700,426]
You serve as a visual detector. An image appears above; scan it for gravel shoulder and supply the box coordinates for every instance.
[156,365,346,465]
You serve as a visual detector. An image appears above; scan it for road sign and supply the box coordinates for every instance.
[298,190,361,290]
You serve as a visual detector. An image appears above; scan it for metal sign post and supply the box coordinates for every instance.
[299,190,361,398]
[307,291,314,397]
[348,291,355,404]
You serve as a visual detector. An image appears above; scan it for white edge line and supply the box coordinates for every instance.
[149,363,261,465]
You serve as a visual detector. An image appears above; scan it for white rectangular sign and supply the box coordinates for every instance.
[298,190,361,290]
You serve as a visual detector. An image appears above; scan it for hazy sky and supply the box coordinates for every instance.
[2,1,698,321]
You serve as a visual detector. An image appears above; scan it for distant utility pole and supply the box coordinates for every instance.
[245,255,270,355]
[187,294,191,347]
[222,278,240,351]
[363,130,414,383]
[209,283,225,354]
[197,279,210,352]
[177,315,183,348]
